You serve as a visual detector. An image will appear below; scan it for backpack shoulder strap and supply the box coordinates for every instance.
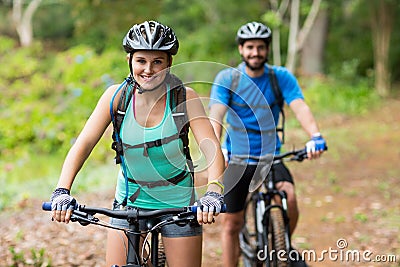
[111,78,135,164]
[169,74,189,137]
[229,63,244,103]
[266,65,286,143]
[110,76,135,206]
[168,74,192,163]
[267,65,284,110]
[168,73,196,202]
[231,69,241,93]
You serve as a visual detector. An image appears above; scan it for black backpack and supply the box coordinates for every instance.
[110,74,194,205]
[229,63,286,143]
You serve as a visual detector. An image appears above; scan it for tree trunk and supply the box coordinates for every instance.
[370,0,394,97]
[300,7,328,75]
[286,0,300,73]
[285,0,321,73]
[269,0,289,66]
[271,29,282,66]
[12,0,42,47]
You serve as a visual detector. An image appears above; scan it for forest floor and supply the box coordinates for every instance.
[1,99,399,267]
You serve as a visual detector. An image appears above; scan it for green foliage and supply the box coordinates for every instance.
[325,1,374,77]
[176,24,239,64]
[9,246,25,267]
[31,248,51,267]
[354,212,368,223]
[0,36,126,209]
[261,11,282,29]
[9,246,51,267]
[300,62,381,117]
[0,36,127,161]
[33,2,74,40]
[159,0,266,63]
[69,0,162,52]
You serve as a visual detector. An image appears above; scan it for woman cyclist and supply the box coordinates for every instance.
[49,20,225,267]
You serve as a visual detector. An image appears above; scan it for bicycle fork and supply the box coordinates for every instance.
[256,191,292,266]
[125,223,141,267]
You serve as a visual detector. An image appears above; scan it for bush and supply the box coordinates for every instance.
[1,42,127,161]
[300,71,380,117]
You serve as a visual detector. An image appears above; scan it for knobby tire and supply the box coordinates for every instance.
[157,235,167,267]
[266,208,288,267]
[239,197,263,267]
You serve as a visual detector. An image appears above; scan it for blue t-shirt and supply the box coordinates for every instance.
[209,63,304,157]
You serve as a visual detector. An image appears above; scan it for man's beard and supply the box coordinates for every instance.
[242,56,268,71]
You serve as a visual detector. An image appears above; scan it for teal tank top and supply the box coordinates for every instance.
[114,85,193,209]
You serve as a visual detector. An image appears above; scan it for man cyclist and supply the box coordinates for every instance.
[209,21,327,267]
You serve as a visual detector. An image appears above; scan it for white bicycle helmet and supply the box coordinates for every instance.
[123,20,179,55]
[236,21,272,45]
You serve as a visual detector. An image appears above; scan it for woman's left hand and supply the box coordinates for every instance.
[196,191,224,224]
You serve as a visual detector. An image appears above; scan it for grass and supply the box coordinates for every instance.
[0,151,118,211]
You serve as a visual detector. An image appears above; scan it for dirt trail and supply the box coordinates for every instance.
[1,100,399,267]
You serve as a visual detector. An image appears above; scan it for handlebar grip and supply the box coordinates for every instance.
[42,201,52,211]
[189,204,227,213]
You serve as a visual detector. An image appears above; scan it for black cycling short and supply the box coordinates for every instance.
[223,161,294,213]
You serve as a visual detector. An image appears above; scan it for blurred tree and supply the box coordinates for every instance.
[159,0,268,63]
[263,0,289,66]
[262,0,322,72]
[285,0,322,72]
[368,0,396,97]
[69,0,161,52]
[300,3,328,75]
[34,2,74,41]
[11,0,42,47]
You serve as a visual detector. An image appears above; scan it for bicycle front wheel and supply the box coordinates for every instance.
[157,235,167,267]
[265,207,289,267]
[239,195,263,267]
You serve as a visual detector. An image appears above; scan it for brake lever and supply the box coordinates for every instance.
[174,212,197,227]
[291,151,308,162]
[70,210,99,226]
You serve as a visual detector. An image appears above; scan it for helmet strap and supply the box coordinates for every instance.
[127,53,144,94]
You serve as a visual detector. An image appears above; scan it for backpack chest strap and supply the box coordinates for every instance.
[127,169,189,188]
[122,132,183,157]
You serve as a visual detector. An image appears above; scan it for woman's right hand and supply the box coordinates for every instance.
[50,188,77,223]
[196,191,224,224]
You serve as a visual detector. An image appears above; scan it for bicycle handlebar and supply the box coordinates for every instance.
[42,202,226,217]
[275,148,308,161]
[230,148,310,164]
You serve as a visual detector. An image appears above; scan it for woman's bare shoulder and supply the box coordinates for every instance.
[184,86,199,100]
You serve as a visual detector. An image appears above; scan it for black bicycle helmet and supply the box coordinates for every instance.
[236,21,272,45]
[123,20,179,55]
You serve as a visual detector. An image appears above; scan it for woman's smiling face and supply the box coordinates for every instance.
[131,50,170,90]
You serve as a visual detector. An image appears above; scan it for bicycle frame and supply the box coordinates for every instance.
[42,202,225,267]
[245,166,291,266]
[125,214,168,267]
[43,203,200,267]
[125,215,155,267]
[74,207,167,267]
[264,169,291,264]
[239,149,309,267]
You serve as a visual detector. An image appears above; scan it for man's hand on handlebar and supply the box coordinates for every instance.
[50,188,78,224]
[305,132,327,159]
